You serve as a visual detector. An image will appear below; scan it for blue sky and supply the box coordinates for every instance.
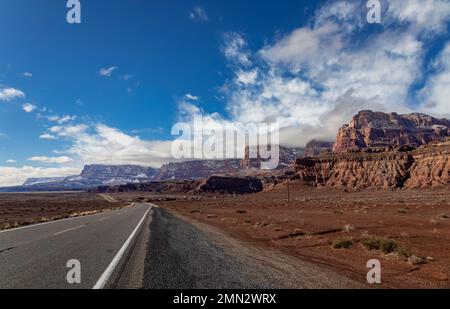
[1,0,450,186]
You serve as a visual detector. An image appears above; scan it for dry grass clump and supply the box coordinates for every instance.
[332,238,355,249]
[361,236,414,259]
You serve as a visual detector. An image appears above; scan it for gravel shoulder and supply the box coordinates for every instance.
[143,207,364,289]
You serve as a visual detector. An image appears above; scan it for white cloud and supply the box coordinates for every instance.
[5,159,16,164]
[99,66,118,77]
[22,103,36,113]
[28,156,74,164]
[185,93,199,101]
[420,42,450,117]
[0,87,25,101]
[66,124,175,167]
[49,124,88,136]
[388,0,450,33]
[47,115,76,124]
[222,32,252,66]
[315,0,364,31]
[0,166,81,187]
[23,72,33,77]
[260,23,344,71]
[189,6,208,22]
[210,1,440,146]
[235,69,258,85]
[39,122,176,168]
[39,133,57,140]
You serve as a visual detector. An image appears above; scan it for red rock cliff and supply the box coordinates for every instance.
[333,110,450,152]
[295,140,450,190]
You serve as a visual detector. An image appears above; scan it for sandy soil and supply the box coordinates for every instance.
[150,182,450,289]
[0,192,125,230]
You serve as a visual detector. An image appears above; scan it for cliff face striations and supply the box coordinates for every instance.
[295,141,450,190]
[333,110,450,152]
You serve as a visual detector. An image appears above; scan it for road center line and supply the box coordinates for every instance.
[0,205,136,234]
[53,225,85,236]
[93,205,152,289]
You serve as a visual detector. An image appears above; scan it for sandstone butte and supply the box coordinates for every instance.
[295,110,450,190]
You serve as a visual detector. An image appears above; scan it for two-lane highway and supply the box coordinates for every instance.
[0,203,151,289]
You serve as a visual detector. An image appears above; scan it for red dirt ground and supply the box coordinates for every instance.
[152,182,450,289]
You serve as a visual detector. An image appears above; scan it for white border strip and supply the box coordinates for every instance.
[92,205,151,289]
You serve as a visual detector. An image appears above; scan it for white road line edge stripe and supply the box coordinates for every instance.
[92,205,152,289]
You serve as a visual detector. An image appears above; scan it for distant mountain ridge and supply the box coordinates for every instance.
[0,165,160,192]
[23,177,67,186]
[3,110,448,192]
[80,164,158,183]
[2,147,304,192]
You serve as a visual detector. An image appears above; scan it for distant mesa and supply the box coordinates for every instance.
[333,110,450,153]
[295,110,450,191]
[240,145,304,169]
[157,159,242,180]
[197,176,263,194]
[92,176,264,195]
[295,139,450,190]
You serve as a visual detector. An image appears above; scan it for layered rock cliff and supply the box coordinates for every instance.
[295,140,450,190]
[304,140,334,157]
[240,146,304,169]
[93,176,263,195]
[406,141,450,188]
[333,110,450,152]
[156,159,242,180]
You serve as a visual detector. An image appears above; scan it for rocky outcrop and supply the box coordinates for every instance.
[196,176,263,194]
[295,140,450,190]
[304,140,334,157]
[333,111,450,152]
[240,146,304,169]
[406,140,450,188]
[156,159,242,180]
[92,176,263,195]
[93,180,201,194]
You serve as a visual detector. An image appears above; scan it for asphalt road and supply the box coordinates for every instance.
[0,203,150,289]
[143,208,363,289]
[1,203,363,289]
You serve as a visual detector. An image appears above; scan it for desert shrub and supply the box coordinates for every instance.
[362,237,398,253]
[361,236,409,255]
[396,246,412,259]
[380,239,398,254]
[332,238,355,249]
[361,237,382,250]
